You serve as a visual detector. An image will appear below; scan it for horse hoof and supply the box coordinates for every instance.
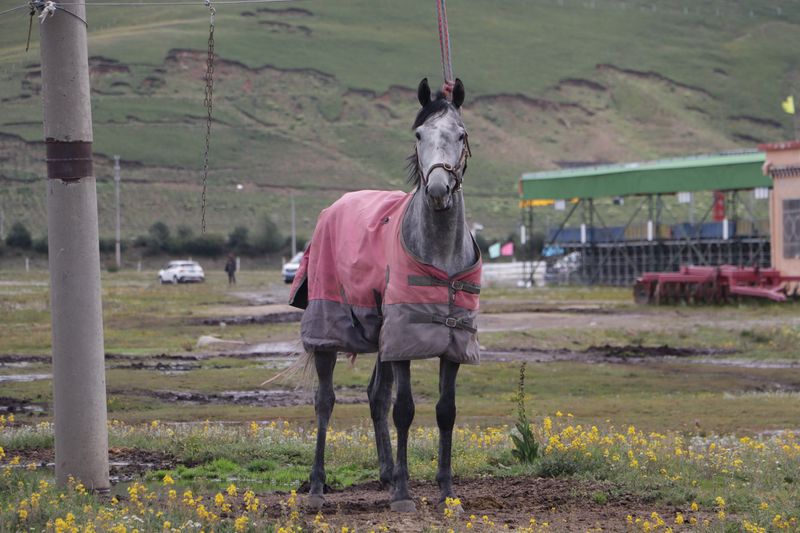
[390,499,416,513]
[306,494,325,511]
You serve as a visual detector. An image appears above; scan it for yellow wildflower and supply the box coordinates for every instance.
[234,516,248,532]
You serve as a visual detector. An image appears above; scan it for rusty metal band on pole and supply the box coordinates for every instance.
[46,140,93,180]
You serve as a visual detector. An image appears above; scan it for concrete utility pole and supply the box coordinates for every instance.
[39,4,110,490]
[290,190,297,256]
[114,155,121,268]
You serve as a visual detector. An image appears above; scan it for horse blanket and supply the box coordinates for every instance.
[289,190,482,364]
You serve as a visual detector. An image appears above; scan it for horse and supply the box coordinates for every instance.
[288,77,481,513]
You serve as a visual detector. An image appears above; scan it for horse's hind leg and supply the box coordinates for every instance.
[390,360,416,512]
[308,350,336,510]
[367,356,394,490]
[436,358,461,510]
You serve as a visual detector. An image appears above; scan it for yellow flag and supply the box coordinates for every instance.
[782,95,795,115]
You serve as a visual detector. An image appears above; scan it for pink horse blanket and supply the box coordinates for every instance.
[289,190,481,364]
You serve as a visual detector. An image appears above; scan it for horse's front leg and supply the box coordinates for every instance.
[390,360,416,512]
[368,356,395,490]
[436,358,461,509]
[308,350,336,510]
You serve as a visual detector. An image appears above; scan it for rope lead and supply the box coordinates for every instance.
[435,0,453,90]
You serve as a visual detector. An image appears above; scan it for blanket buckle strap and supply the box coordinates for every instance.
[408,311,477,334]
[407,275,481,294]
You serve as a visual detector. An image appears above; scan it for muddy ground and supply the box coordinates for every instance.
[261,476,682,532]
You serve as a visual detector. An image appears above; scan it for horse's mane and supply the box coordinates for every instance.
[406,91,459,187]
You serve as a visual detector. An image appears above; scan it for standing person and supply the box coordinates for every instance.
[225,253,237,285]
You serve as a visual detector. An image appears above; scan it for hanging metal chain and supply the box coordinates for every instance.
[201,0,215,233]
[25,1,35,51]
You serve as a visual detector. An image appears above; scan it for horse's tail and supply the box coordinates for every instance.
[261,349,359,389]
[260,342,316,389]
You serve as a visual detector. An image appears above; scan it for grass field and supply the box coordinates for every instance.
[1,270,800,529]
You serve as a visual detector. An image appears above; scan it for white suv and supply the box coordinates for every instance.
[282,252,304,284]
[158,261,205,284]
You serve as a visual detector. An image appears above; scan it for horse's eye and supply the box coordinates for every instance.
[415,131,421,141]
[458,133,465,141]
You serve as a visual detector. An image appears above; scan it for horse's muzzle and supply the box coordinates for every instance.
[426,181,452,211]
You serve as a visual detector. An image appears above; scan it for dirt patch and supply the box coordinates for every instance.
[108,361,201,372]
[586,344,724,359]
[0,396,47,414]
[728,115,781,129]
[255,7,313,17]
[260,476,671,531]
[258,20,312,36]
[88,56,130,75]
[480,301,622,315]
[116,387,369,407]
[555,78,608,92]
[2,447,176,483]
[0,355,50,364]
[596,63,713,98]
[192,311,303,326]
[479,344,733,365]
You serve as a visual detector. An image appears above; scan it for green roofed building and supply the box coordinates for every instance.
[516,151,773,287]
[518,151,770,205]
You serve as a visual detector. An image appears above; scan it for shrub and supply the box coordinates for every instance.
[148,221,171,251]
[183,234,225,257]
[32,235,48,255]
[5,222,32,249]
[227,225,251,255]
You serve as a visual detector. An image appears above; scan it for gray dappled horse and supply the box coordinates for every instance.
[289,78,481,512]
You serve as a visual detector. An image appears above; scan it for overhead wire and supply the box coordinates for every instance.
[46,0,297,5]
[0,0,298,19]
[0,4,28,17]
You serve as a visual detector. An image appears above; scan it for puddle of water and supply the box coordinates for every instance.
[0,362,32,369]
[247,341,301,354]
[0,373,52,383]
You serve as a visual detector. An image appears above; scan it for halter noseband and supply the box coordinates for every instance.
[417,131,472,192]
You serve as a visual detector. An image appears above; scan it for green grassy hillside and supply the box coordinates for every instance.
[0,0,798,243]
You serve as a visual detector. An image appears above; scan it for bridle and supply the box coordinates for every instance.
[416,130,472,192]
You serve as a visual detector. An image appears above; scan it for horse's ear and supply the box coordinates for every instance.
[418,78,431,107]
[452,78,465,108]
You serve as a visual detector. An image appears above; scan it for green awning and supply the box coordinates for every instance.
[519,151,770,202]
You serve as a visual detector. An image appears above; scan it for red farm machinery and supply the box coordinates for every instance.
[634,265,800,305]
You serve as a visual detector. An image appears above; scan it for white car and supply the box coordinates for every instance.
[282,252,304,284]
[158,260,205,284]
